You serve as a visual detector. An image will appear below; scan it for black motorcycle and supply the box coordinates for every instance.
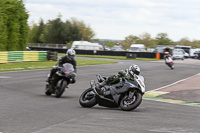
[45,63,76,98]
[79,74,145,111]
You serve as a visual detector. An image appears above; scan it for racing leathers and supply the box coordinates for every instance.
[164,54,173,64]
[97,69,134,95]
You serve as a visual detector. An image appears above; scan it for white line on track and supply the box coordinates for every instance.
[146,73,200,93]
[0,76,11,79]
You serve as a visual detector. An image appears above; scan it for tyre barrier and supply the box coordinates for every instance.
[0,51,47,64]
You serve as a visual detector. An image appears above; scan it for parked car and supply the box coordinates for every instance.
[173,49,184,60]
[193,51,200,59]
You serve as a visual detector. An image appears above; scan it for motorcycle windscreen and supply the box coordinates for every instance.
[62,63,74,72]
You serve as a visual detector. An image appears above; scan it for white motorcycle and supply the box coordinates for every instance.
[79,74,145,111]
[165,56,174,69]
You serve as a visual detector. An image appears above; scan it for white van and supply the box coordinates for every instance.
[71,41,103,50]
[128,44,146,52]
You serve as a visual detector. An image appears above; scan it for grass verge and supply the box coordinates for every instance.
[59,54,160,61]
[0,59,117,72]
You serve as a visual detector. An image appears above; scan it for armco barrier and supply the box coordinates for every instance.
[29,47,164,59]
[0,51,47,64]
[0,52,8,63]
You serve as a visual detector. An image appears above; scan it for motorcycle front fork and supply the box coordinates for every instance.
[128,90,135,99]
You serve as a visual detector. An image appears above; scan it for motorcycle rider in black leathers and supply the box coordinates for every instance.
[46,49,77,84]
[96,64,141,95]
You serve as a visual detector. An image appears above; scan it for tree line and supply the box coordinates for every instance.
[28,16,95,46]
[101,32,200,50]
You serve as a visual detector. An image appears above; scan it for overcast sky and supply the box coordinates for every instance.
[25,0,200,41]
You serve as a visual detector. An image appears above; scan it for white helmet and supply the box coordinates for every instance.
[66,49,76,60]
[128,64,140,76]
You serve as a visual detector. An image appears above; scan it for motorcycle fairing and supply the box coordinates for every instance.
[108,81,138,105]
[112,80,138,94]
[96,95,118,108]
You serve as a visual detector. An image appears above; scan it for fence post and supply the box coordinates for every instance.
[47,51,57,61]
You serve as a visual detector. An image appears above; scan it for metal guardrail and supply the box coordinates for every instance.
[28,43,67,49]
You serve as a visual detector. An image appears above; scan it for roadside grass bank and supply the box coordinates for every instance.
[0,59,117,72]
[59,54,160,61]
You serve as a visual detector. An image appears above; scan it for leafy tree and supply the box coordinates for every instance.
[0,0,29,51]
[44,17,67,44]
[101,40,117,48]
[36,19,45,43]
[137,32,156,48]
[65,21,82,42]
[191,40,200,48]
[70,18,95,41]
[122,35,140,49]
[28,22,38,43]
[176,37,191,46]
[44,17,82,44]
[155,33,174,46]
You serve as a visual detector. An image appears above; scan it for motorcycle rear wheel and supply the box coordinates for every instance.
[55,80,67,98]
[120,91,142,111]
[79,88,97,108]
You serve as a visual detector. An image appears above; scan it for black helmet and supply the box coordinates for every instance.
[66,49,76,60]
[128,64,140,77]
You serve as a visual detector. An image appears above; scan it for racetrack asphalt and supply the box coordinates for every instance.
[0,57,200,133]
[144,58,200,106]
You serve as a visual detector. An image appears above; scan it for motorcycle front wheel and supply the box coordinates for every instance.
[119,91,142,111]
[45,84,52,95]
[55,80,68,98]
[79,88,97,108]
